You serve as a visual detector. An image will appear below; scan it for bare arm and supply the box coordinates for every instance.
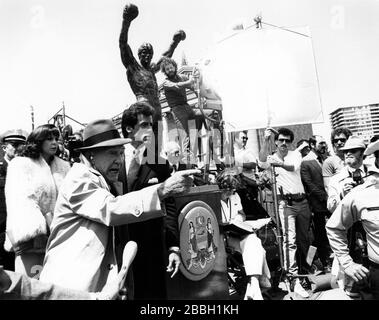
[119,4,139,69]
[258,128,272,163]
[153,30,186,73]
[323,176,331,193]
[162,75,194,91]
[277,162,295,172]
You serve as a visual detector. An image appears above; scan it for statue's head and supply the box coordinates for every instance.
[138,43,154,67]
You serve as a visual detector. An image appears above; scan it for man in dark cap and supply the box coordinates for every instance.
[0,129,27,271]
[119,3,186,157]
[39,118,199,293]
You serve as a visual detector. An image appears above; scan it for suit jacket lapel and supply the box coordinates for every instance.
[309,158,322,171]
[133,164,152,191]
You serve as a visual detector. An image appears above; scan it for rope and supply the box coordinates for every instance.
[217,19,310,45]
[260,22,310,38]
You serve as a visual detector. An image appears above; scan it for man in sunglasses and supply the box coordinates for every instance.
[234,131,268,220]
[322,127,352,192]
[1,130,27,272]
[259,127,311,298]
[234,131,258,174]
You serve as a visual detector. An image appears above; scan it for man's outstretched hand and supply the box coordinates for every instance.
[123,3,139,21]
[157,169,200,199]
[173,30,186,42]
[166,252,181,278]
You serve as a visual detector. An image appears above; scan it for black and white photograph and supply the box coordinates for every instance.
[1,0,379,310]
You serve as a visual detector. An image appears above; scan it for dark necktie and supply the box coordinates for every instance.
[127,156,140,191]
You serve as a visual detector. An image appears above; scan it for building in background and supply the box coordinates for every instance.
[330,104,379,142]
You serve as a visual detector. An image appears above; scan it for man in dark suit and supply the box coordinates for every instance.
[300,135,331,271]
[117,101,180,300]
[0,130,26,271]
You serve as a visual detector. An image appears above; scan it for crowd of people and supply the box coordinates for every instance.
[1,3,379,301]
[257,126,379,299]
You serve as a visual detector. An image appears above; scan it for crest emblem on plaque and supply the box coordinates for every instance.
[178,200,219,281]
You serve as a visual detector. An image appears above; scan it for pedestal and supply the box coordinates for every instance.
[166,185,229,300]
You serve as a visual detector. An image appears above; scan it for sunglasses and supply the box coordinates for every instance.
[333,138,347,144]
[8,142,24,148]
[242,137,248,141]
[343,148,363,154]
[278,138,291,143]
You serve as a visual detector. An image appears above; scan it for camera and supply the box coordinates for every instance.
[64,135,83,163]
[352,170,364,185]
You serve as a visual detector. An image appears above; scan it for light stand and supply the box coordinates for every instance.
[269,165,290,290]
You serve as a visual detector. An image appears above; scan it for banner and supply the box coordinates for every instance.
[199,26,324,132]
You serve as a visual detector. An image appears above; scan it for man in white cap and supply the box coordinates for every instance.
[327,136,367,213]
[1,130,27,271]
[326,135,374,297]
[326,139,379,299]
[39,119,199,293]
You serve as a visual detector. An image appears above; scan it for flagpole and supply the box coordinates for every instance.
[30,105,35,131]
[257,16,288,286]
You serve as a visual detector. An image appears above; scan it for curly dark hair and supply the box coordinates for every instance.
[121,102,155,138]
[274,128,294,142]
[330,127,352,144]
[216,168,243,191]
[23,124,60,159]
[160,57,177,75]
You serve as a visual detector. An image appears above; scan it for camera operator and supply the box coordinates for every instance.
[64,131,83,165]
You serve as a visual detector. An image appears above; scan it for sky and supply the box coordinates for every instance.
[1,0,379,138]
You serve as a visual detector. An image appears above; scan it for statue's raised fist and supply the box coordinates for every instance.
[123,3,139,21]
[173,30,186,42]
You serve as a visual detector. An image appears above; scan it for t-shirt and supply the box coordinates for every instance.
[163,74,190,108]
[260,150,305,195]
[234,146,257,180]
[322,155,344,178]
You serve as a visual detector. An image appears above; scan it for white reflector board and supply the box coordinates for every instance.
[199,26,323,132]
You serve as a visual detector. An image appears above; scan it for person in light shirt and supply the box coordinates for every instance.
[326,139,379,299]
[259,127,311,298]
[322,127,352,192]
[217,169,271,300]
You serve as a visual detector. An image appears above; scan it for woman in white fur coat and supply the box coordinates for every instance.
[4,124,70,277]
